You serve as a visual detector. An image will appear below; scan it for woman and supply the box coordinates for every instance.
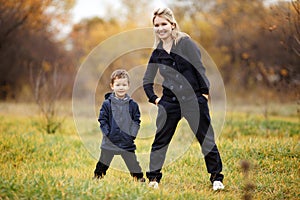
[143,8,224,190]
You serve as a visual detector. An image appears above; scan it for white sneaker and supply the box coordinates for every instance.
[213,181,224,191]
[148,181,159,189]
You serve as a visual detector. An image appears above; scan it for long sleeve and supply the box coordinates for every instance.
[98,101,110,136]
[183,38,210,94]
[143,53,159,104]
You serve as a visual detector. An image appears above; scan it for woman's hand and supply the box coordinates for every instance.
[155,98,161,105]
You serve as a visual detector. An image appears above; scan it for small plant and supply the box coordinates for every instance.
[240,160,256,200]
[29,61,65,134]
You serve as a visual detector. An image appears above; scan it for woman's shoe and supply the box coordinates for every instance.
[213,181,224,191]
[148,181,159,189]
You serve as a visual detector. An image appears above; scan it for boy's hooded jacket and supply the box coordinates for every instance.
[98,93,140,151]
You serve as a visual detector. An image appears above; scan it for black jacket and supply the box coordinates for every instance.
[143,36,210,104]
[98,93,141,151]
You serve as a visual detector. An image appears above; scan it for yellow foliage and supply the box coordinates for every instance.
[242,52,250,60]
[280,69,288,77]
[42,61,51,72]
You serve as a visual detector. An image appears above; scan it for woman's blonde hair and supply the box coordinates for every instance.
[152,7,189,47]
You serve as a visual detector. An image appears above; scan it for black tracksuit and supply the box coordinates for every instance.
[143,36,223,183]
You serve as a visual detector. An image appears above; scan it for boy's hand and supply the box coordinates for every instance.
[202,94,208,100]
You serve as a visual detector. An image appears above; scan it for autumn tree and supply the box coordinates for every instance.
[0,0,75,100]
[69,17,122,61]
[266,1,300,88]
[0,0,75,133]
[69,15,154,104]
[203,0,298,98]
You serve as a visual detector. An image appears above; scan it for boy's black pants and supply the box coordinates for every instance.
[146,95,223,183]
[94,149,143,179]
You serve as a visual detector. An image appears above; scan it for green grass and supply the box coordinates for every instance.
[0,103,299,199]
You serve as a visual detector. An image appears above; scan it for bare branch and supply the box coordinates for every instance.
[3,15,28,38]
[292,47,300,56]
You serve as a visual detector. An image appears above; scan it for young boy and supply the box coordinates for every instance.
[94,69,145,182]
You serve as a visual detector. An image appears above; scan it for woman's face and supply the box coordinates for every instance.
[153,16,174,41]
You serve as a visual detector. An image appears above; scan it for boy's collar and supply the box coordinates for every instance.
[111,92,130,101]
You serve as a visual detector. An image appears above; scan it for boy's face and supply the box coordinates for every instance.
[110,77,129,99]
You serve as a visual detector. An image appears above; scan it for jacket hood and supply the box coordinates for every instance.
[104,92,112,100]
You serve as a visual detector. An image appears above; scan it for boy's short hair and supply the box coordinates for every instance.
[110,69,130,85]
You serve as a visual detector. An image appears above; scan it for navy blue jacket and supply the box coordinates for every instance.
[143,36,210,104]
[98,93,141,151]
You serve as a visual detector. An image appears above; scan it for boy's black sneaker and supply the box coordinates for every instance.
[93,173,104,180]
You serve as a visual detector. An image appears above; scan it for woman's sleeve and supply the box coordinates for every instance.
[98,101,110,136]
[143,53,159,104]
[184,38,210,94]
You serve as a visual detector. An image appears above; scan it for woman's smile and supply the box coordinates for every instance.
[153,16,173,41]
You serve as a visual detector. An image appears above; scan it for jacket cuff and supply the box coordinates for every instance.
[202,88,209,95]
[149,95,158,104]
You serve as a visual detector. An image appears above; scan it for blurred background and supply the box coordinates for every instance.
[0,0,299,107]
[1,2,299,198]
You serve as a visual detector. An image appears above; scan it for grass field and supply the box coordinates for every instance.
[0,102,299,199]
